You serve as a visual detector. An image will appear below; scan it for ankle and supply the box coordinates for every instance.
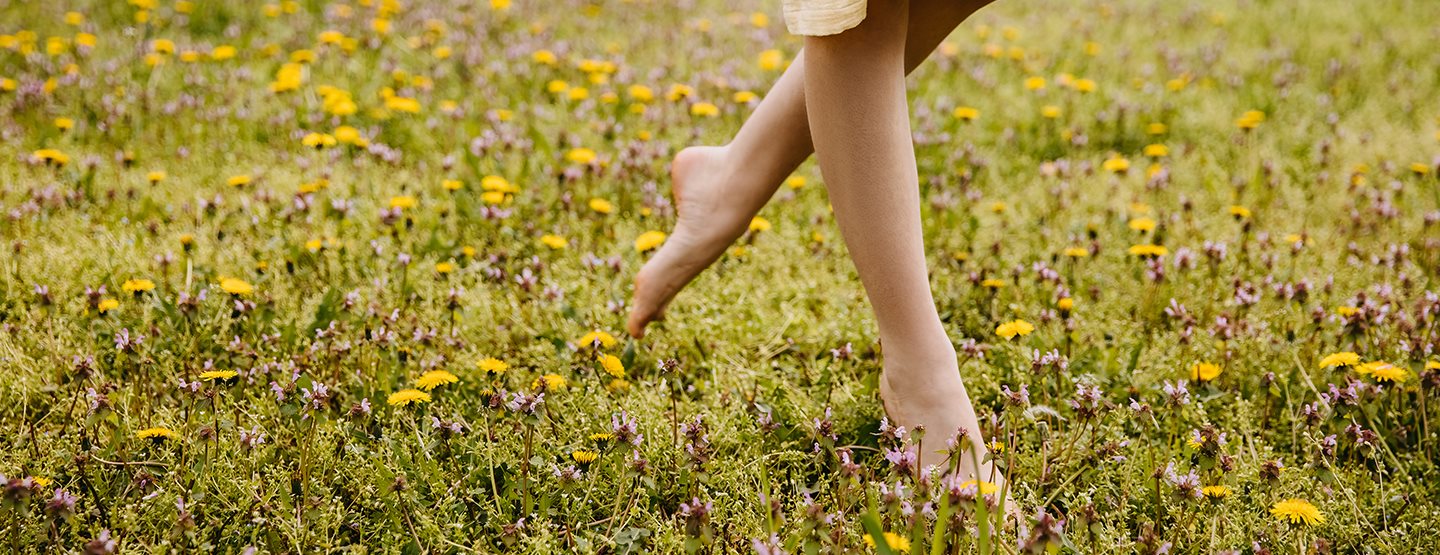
[880,326,955,364]
[882,354,961,391]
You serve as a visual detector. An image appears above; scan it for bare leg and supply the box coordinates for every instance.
[628,0,992,338]
[804,0,999,482]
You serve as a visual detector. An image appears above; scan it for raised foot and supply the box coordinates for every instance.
[627,145,751,338]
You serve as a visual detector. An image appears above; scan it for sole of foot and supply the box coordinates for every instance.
[627,145,750,338]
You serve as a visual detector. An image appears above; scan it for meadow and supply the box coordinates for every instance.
[2,0,1440,552]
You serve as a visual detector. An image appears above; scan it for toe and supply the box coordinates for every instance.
[626,308,649,338]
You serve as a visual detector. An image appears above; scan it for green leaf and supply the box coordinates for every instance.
[860,499,896,555]
[308,287,342,334]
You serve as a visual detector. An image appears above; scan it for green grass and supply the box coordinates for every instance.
[2,0,1439,552]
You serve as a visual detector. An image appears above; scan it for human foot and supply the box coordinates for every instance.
[878,356,1003,486]
[627,146,755,338]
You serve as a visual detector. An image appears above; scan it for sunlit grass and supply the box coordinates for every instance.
[2,0,1439,552]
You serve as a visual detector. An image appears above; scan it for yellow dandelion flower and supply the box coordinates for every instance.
[532,49,557,65]
[334,126,362,145]
[533,373,567,390]
[211,45,237,60]
[1057,297,1075,311]
[269,63,305,93]
[1128,217,1156,232]
[480,175,517,193]
[1356,361,1406,383]
[478,357,509,374]
[1103,156,1131,173]
[635,230,667,252]
[961,479,999,495]
[1318,352,1360,369]
[981,279,1005,289]
[1270,499,1323,526]
[1063,246,1090,258]
[122,279,156,294]
[387,389,432,407]
[1128,244,1169,257]
[1201,485,1231,499]
[97,299,120,314]
[690,102,719,117]
[953,106,979,121]
[388,196,417,210]
[572,450,600,464]
[1236,110,1265,130]
[302,132,336,148]
[666,83,695,102]
[1143,144,1169,157]
[540,234,569,250]
[578,330,618,349]
[862,531,911,553]
[1227,205,1251,219]
[435,262,455,274]
[199,369,238,381]
[385,96,421,113]
[150,38,175,55]
[566,147,597,165]
[34,149,70,166]
[135,427,180,441]
[589,198,614,214]
[627,84,654,102]
[227,174,252,187]
[1191,362,1222,382]
[599,354,626,378]
[748,216,772,232]
[995,319,1035,340]
[415,370,459,391]
[758,49,785,71]
[219,278,254,295]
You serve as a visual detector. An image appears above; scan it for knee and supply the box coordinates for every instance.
[806,0,909,55]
